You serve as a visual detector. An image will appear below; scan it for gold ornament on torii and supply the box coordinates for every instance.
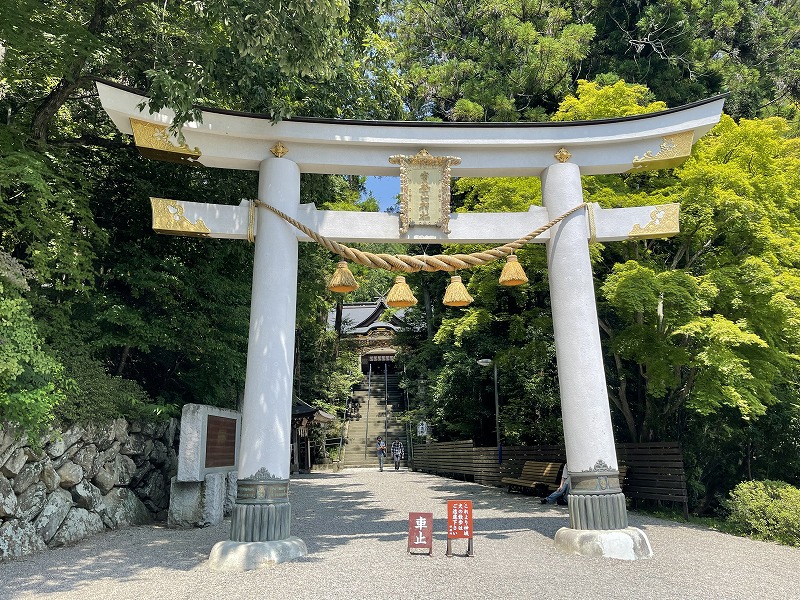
[389,149,461,234]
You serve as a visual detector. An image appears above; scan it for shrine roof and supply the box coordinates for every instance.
[328,299,408,335]
[292,398,334,423]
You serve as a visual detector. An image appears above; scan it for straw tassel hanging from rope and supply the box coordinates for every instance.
[443,275,473,307]
[257,199,585,304]
[498,254,528,286]
[387,276,417,307]
[327,261,359,293]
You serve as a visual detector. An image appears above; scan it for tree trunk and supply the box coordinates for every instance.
[31,78,85,143]
[598,317,639,440]
[31,0,111,142]
[116,345,131,376]
[422,279,433,340]
[614,354,638,441]
[333,298,343,357]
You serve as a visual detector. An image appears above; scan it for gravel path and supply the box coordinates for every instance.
[1,467,796,599]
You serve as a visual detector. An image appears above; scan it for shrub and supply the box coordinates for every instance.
[0,272,66,445]
[55,343,177,424]
[725,480,800,546]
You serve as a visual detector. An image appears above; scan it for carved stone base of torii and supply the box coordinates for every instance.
[553,470,652,560]
[208,537,307,571]
[207,479,307,571]
[554,526,653,561]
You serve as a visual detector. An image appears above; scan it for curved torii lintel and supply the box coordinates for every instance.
[96,80,725,177]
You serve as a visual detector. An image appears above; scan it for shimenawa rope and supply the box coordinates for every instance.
[252,200,587,273]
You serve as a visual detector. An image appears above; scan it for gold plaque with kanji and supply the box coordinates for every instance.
[389,149,461,234]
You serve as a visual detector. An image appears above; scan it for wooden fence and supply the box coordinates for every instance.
[412,440,689,517]
[616,441,690,519]
[412,441,567,487]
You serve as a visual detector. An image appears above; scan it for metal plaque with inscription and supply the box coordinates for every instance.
[205,415,237,468]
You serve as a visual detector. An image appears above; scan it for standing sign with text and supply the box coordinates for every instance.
[407,512,434,555]
[446,500,474,556]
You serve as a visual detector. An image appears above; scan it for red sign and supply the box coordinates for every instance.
[407,512,434,554]
[447,500,473,539]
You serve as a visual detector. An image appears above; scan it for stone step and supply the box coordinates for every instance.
[342,463,408,469]
[344,368,406,468]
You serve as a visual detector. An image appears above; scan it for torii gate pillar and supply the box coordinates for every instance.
[543,163,651,559]
[208,158,308,569]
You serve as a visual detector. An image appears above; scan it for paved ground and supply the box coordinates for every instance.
[1,467,796,599]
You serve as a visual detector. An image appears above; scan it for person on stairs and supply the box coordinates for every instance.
[376,436,387,471]
[390,438,404,471]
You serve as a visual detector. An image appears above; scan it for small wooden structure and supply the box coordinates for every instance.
[291,399,334,473]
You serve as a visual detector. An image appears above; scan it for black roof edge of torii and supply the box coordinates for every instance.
[91,77,730,129]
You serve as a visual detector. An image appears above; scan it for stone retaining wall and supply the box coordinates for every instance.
[0,418,179,560]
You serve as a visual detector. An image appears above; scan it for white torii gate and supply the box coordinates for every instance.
[96,80,724,567]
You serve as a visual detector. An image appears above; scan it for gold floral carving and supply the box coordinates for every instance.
[628,204,680,239]
[555,148,572,163]
[129,118,202,165]
[150,197,211,237]
[271,142,289,158]
[630,131,694,171]
[389,149,461,234]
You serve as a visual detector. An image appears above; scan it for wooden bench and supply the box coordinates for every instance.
[501,461,563,494]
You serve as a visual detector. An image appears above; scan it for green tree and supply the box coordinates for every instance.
[551,79,666,121]
[0,0,391,140]
[597,115,800,443]
[0,0,400,431]
[392,78,800,516]
[587,0,800,117]
[391,0,595,120]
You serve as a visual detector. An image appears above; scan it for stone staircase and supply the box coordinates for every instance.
[342,372,407,469]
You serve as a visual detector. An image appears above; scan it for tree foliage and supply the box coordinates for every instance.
[392,77,800,514]
[0,0,396,437]
[0,257,65,441]
[596,115,800,445]
[587,0,800,118]
[392,0,595,120]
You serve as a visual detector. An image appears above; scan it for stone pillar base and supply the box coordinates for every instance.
[554,526,652,561]
[568,490,627,530]
[230,500,291,541]
[207,538,308,571]
[230,479,291,541]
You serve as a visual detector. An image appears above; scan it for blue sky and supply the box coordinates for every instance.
[363,176,400,211]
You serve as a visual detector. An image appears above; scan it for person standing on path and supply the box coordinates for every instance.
[376,436,387,471]
[390,438,404,471]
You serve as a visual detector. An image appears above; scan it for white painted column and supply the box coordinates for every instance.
[209,157,307,570]
[238,157,299,483]
[542,162,617,474]
[542,161,652,559]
